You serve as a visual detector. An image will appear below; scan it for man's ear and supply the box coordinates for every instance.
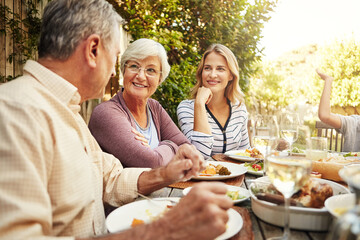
[86,34,101,68]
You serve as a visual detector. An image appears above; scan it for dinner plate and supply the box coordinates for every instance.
[249,176,351,231]
[224,150,257,162]
[324,193,356,218]
[193,161,247,180]
[240,163,264,176]
[106,197,243,240]
[182,185,250,204]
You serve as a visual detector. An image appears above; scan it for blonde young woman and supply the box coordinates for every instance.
[177,44,250,158]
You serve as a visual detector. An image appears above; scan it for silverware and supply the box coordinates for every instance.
[137,192,178,206]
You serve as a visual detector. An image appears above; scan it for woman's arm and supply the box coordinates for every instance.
[89,103,178,168]
[177,100,214,158]
[316,69,341,129]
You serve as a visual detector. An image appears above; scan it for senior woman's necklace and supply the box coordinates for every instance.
[128,105,150,130]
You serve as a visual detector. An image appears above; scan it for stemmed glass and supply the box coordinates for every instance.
[279,113,300,154]
[266,125,312,240]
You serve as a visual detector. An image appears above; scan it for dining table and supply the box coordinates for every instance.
[136,153,334,240]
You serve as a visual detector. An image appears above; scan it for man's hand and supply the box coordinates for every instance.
[152,182,233,240]
[164,144,206,182]
[137,144,206,195]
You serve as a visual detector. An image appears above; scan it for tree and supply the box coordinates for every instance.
[110,0,277,122]
[310,37,360,109]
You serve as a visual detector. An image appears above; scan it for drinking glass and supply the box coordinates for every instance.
[266,126,312,240]
[279,113,300,154]
[252,115,279,157]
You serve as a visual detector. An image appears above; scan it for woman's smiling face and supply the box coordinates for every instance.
[201,52,233,96]
[123,56,161,101]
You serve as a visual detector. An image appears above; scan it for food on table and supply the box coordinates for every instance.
[310,171,322,178]
[312,154,360,182]
[246,148,264,159]
[252,178,333,208]
[131,204,174,228]
[131,218,144,227]
[226,190,246,201]
[244,160,264,172]
[200,163,231,176]
[343,152,359,157]
[290,147,305,154]
[234,148,264,159]
[333,207,351,216]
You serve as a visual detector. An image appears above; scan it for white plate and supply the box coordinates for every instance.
[182,185,250,204]
[324,193,356,218]
[193,161,247,180]
[106,197,243,240]
[249,176,351,231]
[224,150,257,162]
[240,163,264,176]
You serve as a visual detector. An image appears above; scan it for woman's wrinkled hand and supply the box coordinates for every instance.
[131,127,150,148]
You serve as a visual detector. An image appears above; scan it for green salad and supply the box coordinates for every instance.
[226,190,246,200]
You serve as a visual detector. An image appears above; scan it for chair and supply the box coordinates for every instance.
[315,121,344,152]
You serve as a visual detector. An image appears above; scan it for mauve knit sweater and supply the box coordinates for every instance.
[88,89,190,168]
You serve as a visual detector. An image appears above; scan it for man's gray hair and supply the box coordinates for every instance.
[38,0,124,60]
[120,38,171,83]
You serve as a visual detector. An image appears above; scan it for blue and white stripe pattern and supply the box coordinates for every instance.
[177,99,250,158]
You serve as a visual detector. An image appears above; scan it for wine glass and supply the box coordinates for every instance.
[265,126,312,240]
[279,113,300,154]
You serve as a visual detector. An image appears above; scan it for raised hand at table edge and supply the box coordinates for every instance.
[137,144,206,195]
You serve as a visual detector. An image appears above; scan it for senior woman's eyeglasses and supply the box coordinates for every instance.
[125,64,161,78]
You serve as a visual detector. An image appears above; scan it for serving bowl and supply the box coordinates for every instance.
[249,176,350,231]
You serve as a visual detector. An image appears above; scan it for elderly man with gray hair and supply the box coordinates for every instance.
[0,0,232,239]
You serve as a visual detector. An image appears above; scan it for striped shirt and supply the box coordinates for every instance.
[177,99,250,158]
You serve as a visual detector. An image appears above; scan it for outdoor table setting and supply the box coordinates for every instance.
[105,113,360,240]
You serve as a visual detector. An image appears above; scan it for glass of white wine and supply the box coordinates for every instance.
[279,113,300,155]
[266,126,312,240]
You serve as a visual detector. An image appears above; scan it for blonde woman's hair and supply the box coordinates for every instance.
[191,44,244,105]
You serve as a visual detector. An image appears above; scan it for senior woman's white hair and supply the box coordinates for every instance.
[120,38,170,83]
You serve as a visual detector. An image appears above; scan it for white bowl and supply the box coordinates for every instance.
[324,193,356,218]
[250,176,350,231]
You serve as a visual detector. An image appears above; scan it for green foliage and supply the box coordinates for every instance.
[310,37,360,107]
[152,57,197,123]
[247,61,290,115]
[113,0,277,122]
[0,0,43,82]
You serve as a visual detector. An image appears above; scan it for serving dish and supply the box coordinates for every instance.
[249,176,350,231]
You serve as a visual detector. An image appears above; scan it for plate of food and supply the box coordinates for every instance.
[224,148,264,162]
[193,161,247,180]
[106,197,243,240]
[182,185,250,204]
[288,147,306,156]
[249,176,350,231]
[241,160,264,176]
[324,193,356,218]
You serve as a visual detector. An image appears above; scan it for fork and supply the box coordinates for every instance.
[137,192,178,206]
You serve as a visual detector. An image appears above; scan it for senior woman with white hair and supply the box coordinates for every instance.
[89,38,189,168]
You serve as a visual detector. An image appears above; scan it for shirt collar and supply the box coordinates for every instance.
[23,60,81,111]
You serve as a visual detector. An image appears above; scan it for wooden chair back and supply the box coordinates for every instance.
[315,121,344,152]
